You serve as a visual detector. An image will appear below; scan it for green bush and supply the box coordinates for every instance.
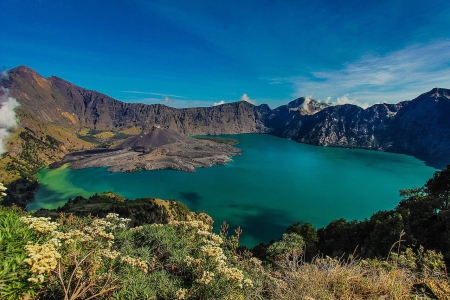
[0,206,40,299]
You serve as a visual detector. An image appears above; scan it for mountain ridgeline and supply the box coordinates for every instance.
[4,66,450,169]
[3,66,271,135]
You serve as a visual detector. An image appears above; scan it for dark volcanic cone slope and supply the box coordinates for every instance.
[119,127,191,151]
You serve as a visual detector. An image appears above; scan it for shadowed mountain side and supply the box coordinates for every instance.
[50,127,241,173]
[267,89,450,168]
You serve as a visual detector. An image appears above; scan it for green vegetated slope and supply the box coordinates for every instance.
[2,168,450,299]
[34,191,213,228]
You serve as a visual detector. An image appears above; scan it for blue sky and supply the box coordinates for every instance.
[3,0,450,108]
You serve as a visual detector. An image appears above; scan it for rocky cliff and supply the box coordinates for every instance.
[267,89,450,167]
[3,66,271,135]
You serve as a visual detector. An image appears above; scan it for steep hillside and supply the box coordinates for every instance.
[3,66,272,135]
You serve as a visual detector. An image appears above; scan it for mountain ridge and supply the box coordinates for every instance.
[4,66,272,135]
[3,66,450,172]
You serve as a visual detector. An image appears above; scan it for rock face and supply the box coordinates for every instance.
[5,66,450,168]
[50,126,241,172]
[267,89,450,167]
[4,66,271,135]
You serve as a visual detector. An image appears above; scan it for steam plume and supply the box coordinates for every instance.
[0,82,20,155]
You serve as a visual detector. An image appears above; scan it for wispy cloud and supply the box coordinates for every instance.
[290,40,450,106]
[163,96,174,104]
[122,96,216,109]
[240,94,256,105]
[121,91,187,98]
[121,91,190,107]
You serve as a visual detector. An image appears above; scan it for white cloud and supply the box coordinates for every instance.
[213,100,226,106]
[240,93,256,105]
[290,40,450,106]
[0,87,20,155]
[121,91,187,98]
[0,69,8,81]
[335,95,370,108]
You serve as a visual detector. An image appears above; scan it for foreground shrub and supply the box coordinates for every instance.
[10,209,265,299]
[2,201,448,299]
[114,220,262,299]
[19,213,143,299]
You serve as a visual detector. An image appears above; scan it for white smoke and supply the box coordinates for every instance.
[0,85,20,155]
[240,93,256,105]
[1,69,8,80]
[213,100,226,106]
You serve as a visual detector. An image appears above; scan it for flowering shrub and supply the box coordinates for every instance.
[18,212,149,299]
[111,219,261,299]
[2,195,448,300]
[174,220,260,298]
[0,182,7,199]
[24,240,61,283]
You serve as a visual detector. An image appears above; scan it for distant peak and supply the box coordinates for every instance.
[287,96,329,115]
[428,88,450,100]
[11,65,37,74]
[287,97,306,109]
[7,66,44,83]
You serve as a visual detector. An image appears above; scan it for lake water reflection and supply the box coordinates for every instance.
[30,134,437,247]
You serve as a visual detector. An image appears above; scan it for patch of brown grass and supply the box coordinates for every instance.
[269,255,448,299]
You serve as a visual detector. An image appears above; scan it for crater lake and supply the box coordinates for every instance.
[29,134,437,247]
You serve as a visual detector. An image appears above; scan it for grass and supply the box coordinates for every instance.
[0,206,39,299]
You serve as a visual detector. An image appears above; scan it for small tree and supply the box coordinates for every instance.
[286,222,318,260]
[267,233,304,269]
[425,165,450,210]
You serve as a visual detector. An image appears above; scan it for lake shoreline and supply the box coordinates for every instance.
[29,134,437,247]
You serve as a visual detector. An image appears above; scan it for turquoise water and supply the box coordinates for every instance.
[30,134,437,247]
